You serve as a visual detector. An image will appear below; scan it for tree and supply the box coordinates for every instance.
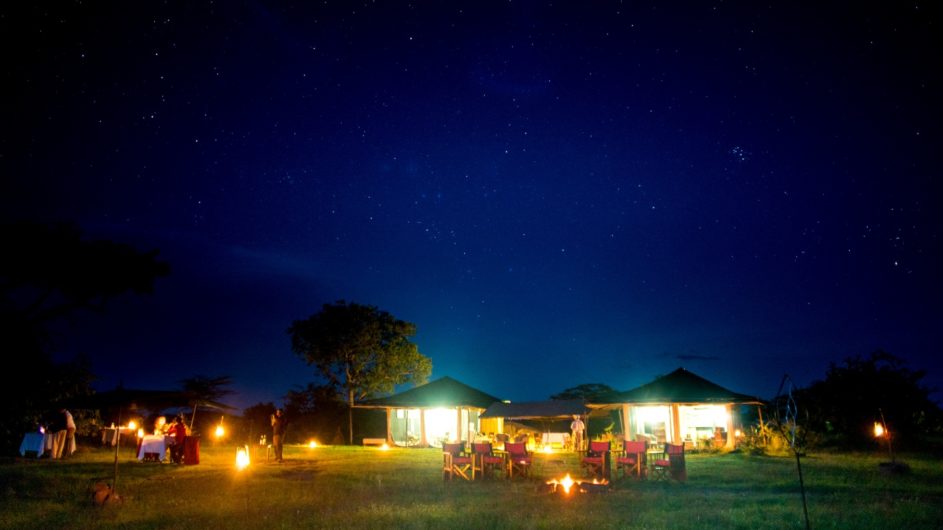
[1,221,170,323]
[180,374,234,432]
[797,350,941,447]
[242,402,276,445]
[0,221,169,454]
[550,383,616,401]
[283,383,347,444]
[288,301,432,444]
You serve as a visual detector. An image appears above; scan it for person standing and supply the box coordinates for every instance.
[570,414,585,452]
[64,409,76,457]
[271,409,287,463]
[48,411,64,459]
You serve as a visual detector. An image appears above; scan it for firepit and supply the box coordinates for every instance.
[545,474,610,495]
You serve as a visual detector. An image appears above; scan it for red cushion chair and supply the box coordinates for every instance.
[581,440,610,478]
[617,440,648,479]
[442,442,474,481]
[504,442,532,478]
[472,442,505,479]
[652,443,686,481]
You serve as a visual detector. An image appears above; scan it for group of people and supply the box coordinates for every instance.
[156,415,189,463]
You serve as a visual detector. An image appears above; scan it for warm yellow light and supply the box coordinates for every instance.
[873,422,885,438]
[560,474,575,494]
[542,445,553,454]
[308,440,318,448]
[236,446,250,470]
[735,429,743,438]
[137,428,144,438]
[128,421,137,430]
[215,425,225,438]
[380,443,390,451]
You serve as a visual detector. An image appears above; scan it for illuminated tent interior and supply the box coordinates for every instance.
[592,368,762,449]
[357,376,502,447]
[480,399,590,446]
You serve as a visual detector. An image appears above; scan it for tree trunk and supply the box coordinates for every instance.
[348,387,354,445]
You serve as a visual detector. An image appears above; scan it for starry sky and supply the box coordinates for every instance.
[2,1,940,410]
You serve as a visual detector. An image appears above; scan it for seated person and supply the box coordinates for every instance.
[166,416,188,463]
[154,416,168,435]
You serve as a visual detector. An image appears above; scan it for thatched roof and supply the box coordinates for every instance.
[594,368,762,405]
[357,376,502,410]
[480,399,588,420]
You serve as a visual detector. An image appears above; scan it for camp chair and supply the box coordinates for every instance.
[616,440,648,479]
[581,440,610,478]
[504,442,532,478]
[442,443,474,481]
[472,442,505,479]
[652,443,686,481]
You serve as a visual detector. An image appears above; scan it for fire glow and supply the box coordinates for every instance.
[236,446,250,470]
[546,474,609,495]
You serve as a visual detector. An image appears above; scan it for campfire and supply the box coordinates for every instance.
[545,474,610,495]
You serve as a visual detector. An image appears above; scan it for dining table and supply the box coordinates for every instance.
[100,426,135,446]
[540,432,569,447]
[19,432,48,457]
[137,434,174,462]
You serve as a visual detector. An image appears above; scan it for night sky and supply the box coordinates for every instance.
[3,1,940,410]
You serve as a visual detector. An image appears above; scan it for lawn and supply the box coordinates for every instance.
[1,443,941,529]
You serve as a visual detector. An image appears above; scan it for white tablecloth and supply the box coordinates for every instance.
[137,435,172,461]
[101,427,134,446]
[541,432,570,446]
[19,432,47,457]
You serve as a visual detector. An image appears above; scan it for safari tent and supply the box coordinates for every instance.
[593,368,762,449]
[357,376,501,447]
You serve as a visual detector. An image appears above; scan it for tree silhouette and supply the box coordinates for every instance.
[288,301,431,444]
[0,221,169,454]
[180,374,234,432]
[797,350,940,446]
[550,383,616,401]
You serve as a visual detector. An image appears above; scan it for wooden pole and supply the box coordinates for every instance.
[670,404,681,445]
[420,409,428,447]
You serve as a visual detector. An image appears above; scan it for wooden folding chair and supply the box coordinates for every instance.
[616,440,647,479]
[505,442,532,478]
[442,442,474,481]
[581,440,610,478]
[652,443,686,481]
[472,442,505,479]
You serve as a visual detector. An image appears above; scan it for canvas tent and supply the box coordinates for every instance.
[480,399,588,421]
[593,368,762,449]
[357,376,501,447]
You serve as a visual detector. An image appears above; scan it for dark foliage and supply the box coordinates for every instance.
[796,351,941,447]
[0,221,169,455]
[550,383,616,401]
[282,384,346,444]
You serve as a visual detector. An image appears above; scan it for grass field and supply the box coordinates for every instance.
[1,442,941,529]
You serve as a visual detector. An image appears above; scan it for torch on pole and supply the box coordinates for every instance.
[874,409,909,474]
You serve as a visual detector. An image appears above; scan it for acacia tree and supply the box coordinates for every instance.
[550,383,616,401]
[288,301,432,444]
[180,374,234,432]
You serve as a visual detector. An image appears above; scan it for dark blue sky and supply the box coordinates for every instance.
[3,1,940,409]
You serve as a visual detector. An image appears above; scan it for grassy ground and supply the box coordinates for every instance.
[1,443,941,529]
